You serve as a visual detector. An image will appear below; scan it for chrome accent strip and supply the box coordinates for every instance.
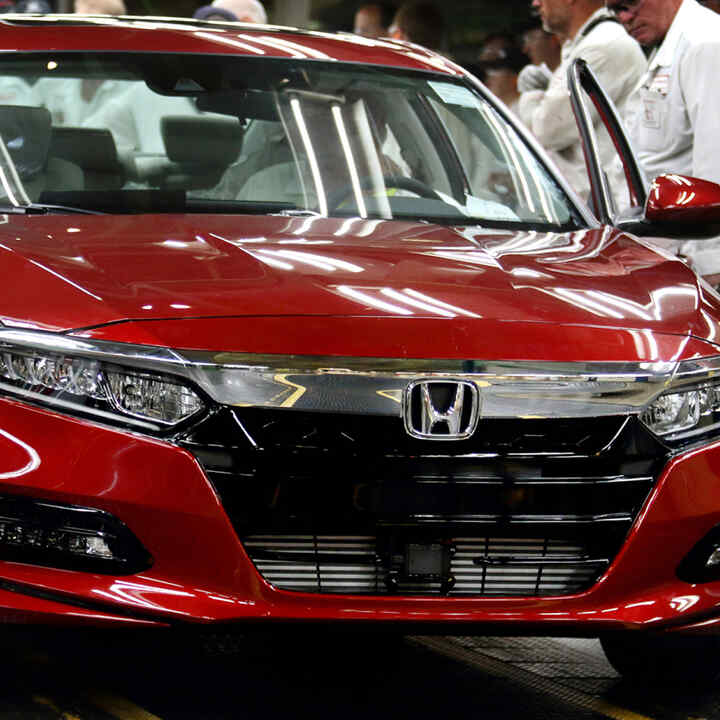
[404,513,633,524]
[472,556,608,567]
[0,327,717,419]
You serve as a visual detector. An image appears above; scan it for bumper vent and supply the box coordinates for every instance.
[243,535,603,596]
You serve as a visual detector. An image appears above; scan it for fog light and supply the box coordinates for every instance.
[706,546,720,568]
[84,536,114,558]
[0,495,151,574]
[678,525,720,583]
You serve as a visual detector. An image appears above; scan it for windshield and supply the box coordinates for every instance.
[0,52,582,229]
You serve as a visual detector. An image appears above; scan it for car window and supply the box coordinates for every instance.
[0,53,583,230]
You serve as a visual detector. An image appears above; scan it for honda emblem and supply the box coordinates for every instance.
[403,380,480,440]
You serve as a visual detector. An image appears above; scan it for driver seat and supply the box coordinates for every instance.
[0,105,83,201]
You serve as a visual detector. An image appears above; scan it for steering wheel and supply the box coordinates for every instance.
[328,174,442,211]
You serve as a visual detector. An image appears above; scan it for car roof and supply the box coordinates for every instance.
[0,14,461,75]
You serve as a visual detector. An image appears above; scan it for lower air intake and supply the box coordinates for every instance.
[243,535,604,596]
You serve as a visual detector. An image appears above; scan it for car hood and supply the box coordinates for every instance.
[2,214,720,362]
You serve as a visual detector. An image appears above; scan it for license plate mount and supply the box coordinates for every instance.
[405,542,451,578]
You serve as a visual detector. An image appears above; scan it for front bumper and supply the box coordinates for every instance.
[1,396,720,634]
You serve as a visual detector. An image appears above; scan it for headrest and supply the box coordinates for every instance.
[0,105,51,179]
[161,115,243,167]
[50,127,120,172]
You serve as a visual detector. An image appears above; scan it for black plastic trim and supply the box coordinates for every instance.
[677,524,720,584]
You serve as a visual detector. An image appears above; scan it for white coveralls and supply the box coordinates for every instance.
[624,0,720,280]
[518,8,646,200]
[34,78,131,127]
[625,0,720,185]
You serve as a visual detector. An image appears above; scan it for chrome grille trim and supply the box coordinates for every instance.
[1,328,718,419]
[0,328,681,418]
[244,535,602,596]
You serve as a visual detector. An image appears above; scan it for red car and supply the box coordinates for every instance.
[0,13,719,684]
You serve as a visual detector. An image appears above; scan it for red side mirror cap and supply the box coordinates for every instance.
[646,174,720,224]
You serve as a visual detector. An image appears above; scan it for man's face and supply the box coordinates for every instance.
[606,0,678,46]
[354,6,386,38]
[532,0,571,36]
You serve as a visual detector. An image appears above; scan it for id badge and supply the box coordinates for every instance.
[642,96,661,129]
[638,81,667,150]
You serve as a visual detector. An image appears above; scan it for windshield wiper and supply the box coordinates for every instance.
[275,209,323,217]
[0,203,105,216]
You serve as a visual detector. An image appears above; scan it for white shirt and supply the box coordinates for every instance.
[0,77,39,107]
[82,83,197,154]
[34,78,131,127]
[625,0,720,184]
[518,8,646,198]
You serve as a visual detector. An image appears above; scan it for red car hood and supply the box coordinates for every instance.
[2,214,719,362]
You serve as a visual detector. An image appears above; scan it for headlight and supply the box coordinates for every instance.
[0,346,205,431]
[641,381,720,445]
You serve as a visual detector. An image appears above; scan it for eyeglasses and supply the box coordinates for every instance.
[606,0,643,14]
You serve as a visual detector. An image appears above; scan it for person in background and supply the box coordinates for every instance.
[699,0,720,11]
[518,23,562,89]
[477,32,518,61]
[388,1,445,52]
[193,0,267,23]
[517,0,645,198]
[516,25,562,110]
[34,0,127,125]
[86,0,267,154]
[475,47,529,115]
[353,3,395,38]
[14,0,51,10]
[193,5,236,20]
[611,0,720,184]
[0,0,50,105]
[74,0,125,14]
[521,24,562,71]
[609,0,720,285]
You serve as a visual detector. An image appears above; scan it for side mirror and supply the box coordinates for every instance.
[645,174,720,225]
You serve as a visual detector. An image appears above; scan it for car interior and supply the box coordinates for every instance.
[0,53,579,231]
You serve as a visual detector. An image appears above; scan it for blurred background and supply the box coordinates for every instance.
[43,0,536,69]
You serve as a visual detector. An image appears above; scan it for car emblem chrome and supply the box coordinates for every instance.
[403,379,480,440]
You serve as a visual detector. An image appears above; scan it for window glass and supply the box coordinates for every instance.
[0,53,583,229]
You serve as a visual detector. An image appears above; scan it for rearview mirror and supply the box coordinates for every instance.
[645,174,720,225]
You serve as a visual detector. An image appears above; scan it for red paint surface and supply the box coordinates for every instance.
[646,174,720,224]
[0,216,717,360]
[0,18,459,73]
[0,398,718,632]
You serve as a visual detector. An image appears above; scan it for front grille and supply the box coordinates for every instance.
[180,408,666,597]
